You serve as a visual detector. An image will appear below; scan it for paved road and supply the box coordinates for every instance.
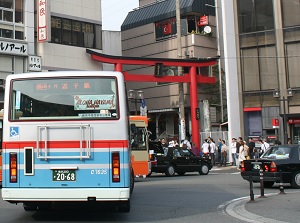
[0,166,298,223]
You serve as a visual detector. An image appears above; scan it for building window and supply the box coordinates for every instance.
[186,15,208,34]
[155,18,177,41]
[237,0,274,33]
[241,46,278,92]
[51,16,101,49]
[282,0,300,28]
[286,43,300,88]
[0,0,24,40]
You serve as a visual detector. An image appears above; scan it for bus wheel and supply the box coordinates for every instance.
[118,200,130,212]
[130,169,135,194]
[23,203,37,211]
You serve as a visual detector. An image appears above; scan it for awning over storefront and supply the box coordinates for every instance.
[148,108,178,113]
[121,0,215,31]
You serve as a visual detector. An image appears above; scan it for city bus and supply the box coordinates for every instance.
[130,116,151,178]
[1,71,133,212]
[0,109,3,185]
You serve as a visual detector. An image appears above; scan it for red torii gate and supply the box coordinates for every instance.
[86,49,218,150]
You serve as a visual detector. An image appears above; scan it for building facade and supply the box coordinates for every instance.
[0,0,34,109]
[0,0,103,111]
[234,0,300,144]
[121,0,220,141]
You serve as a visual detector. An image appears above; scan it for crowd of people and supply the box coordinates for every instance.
[157,136,277,170]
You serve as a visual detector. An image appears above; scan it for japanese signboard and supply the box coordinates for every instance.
[28,56,42,71]
[74,95,116,110]
[37,0,48,42]
[272,118,279,128]
[0,40,27,55]
[197,16,209,26]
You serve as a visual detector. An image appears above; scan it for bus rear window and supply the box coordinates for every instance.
[9,77,119,120]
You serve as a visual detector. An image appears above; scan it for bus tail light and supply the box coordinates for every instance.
[112,152,120,182]
[10,153,18,183]
[270,162,277,172]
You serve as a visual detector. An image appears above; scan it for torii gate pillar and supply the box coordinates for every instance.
[190,66,200,150]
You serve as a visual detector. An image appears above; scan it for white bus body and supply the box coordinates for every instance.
[1,71,133,212]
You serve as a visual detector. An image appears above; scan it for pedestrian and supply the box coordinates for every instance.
[288,138,292,144]
[248,137,256,159]
[217,138,222,163]
[191,142,199,156]
[208,138,216,166]
[263,139,270,149]
[230,138,237,166]
[258,139,269,156]
[161,138,168,148]
[220,140,227,166]
[243,141,250,159]
[201,139,210,158]
[184,137,192,150]
[236,137,243,160]
[238,141,246,169]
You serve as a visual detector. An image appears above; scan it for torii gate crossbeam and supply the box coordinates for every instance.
[86,49,218,152]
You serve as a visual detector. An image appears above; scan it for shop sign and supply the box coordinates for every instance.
[28,56,42,71]
[288,118,300,124]
[197,16,208,26]
[37,0,48,42]
[272,118,279,128]
[0,40,27,55]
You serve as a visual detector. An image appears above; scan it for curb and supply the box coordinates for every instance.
[218,193,292,223]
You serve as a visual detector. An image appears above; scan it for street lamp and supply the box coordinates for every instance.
[128,90,144,115]
[273,88,293,144]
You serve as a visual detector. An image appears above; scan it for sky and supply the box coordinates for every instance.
[102,0,139,31]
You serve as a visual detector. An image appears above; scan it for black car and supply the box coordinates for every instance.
[149,146,212,177]
[240,145,300,188]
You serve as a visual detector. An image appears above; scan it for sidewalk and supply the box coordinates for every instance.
[224,191,300,223]
[245,191,300,223]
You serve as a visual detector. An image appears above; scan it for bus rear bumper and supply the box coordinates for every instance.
[2,188,130,202]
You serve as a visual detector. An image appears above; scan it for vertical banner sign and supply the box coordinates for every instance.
[37,0,47,42]
[180,119,186,141]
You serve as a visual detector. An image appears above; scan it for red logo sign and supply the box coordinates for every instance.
[197,16,208,26]
[272,118,279,126]
[288,119,300,124]
[163,23,172,35]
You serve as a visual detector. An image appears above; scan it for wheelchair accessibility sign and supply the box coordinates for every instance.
[10,126,20,139]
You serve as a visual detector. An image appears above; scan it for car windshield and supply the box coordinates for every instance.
[262,146,291,159]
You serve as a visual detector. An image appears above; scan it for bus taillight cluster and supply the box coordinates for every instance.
[112,152,120,182]
[10,153,18,183]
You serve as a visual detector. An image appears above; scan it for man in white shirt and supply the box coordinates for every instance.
[201,139,210,155]
[263,139,270,150]
[259,139,269,155]
[230,138,237,166]
[208,137,216,166]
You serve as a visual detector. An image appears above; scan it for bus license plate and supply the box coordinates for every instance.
[52,169,76,181]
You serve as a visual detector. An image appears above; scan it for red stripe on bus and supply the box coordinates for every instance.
[3,140,129,149]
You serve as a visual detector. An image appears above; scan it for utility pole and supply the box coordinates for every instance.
[176,0,186,141]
